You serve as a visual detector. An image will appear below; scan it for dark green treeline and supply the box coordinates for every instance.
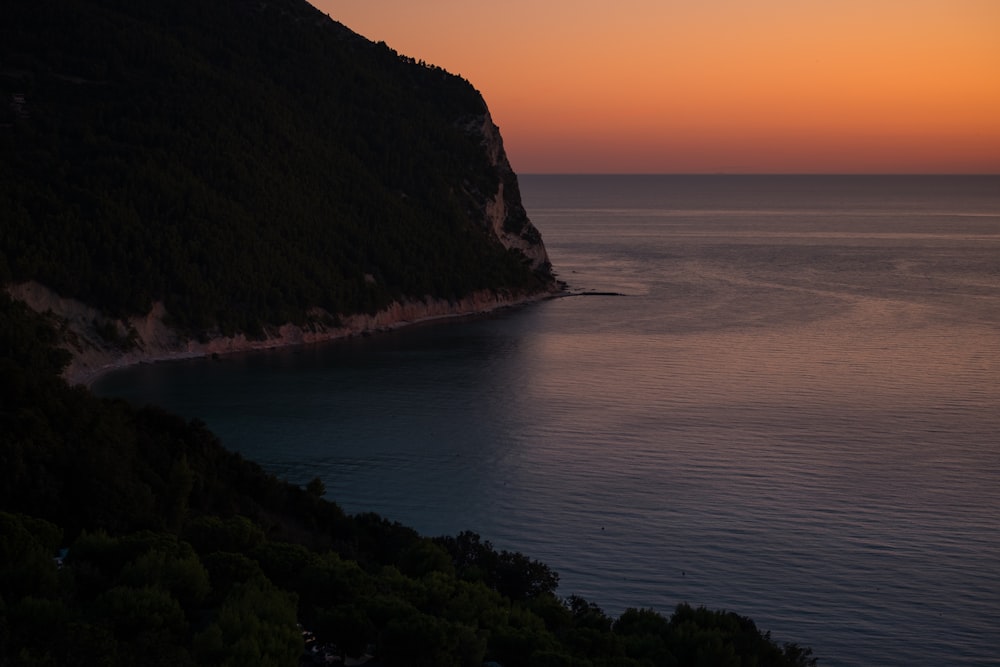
[1,0,552,337]
[0,292,819,666]
[2,0,817,663]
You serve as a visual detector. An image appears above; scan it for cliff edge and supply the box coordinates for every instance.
[8,281,554,386]
[1,0,559,382]
[468,112,551,274]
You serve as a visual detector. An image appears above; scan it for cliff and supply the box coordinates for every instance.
[8,280,553,386]
[1,0,558,381]
[469,112,551,273]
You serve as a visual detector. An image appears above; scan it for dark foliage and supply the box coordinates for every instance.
[0,294,818,665]
[1,0,815,661]
[1,0,552,336]
[435,530,560,601]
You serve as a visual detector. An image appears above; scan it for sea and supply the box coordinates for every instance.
[94,175,1000,666]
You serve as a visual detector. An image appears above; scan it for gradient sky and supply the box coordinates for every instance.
[312,1,999,174]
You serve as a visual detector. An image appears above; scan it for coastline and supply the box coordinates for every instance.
[8,281,562,388]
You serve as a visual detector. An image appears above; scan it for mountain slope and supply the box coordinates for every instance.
[1,0,554,353]
[0,290,818,667]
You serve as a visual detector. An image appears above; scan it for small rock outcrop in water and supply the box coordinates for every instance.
[0,0,558,382]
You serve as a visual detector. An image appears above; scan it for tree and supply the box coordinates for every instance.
[0,512,61,602]
[306,476,326,499]
[435,531,559,601]
[194,579,302,666]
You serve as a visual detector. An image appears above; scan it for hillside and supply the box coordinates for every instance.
[0,291,819,667]
[0,2,820,664]
[1,0,555,373]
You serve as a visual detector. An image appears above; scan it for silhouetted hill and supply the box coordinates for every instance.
[0,3,819,664]
[0,291,817,667]
[1,0,553,342]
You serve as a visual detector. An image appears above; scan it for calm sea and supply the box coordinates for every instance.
[95,175,1000,666]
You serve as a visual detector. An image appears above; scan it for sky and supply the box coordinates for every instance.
[311,1,999,174]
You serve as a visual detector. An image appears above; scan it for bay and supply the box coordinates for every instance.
[94,175,1000,666]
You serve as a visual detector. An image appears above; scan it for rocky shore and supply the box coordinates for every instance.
[8,280,561,387]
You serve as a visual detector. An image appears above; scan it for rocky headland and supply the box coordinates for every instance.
[8,280,559,387]
[3,0,558,385]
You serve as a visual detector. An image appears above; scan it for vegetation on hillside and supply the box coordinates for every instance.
[0,296,819,666]
[1,0,552,337]
[2,1,817,663]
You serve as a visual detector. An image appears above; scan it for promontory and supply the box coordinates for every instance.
[1,0,558,383]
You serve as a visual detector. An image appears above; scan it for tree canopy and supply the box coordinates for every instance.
[2,0,817,662]
[0,290,820,666]
[1,0,553,336]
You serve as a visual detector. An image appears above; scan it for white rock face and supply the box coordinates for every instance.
[468,112,551,273]
[7,108,558,386]
[8,281,553,386]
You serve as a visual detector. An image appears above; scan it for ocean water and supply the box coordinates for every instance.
[94,175,1000,666]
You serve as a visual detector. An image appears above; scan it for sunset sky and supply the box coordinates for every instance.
[312,1,999,174]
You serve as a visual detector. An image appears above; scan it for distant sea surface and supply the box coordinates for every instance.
[95,175,1000,666]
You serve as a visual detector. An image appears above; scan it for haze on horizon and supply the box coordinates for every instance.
[312,0,998,174]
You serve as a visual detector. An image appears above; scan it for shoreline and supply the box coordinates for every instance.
[8,281,563,388]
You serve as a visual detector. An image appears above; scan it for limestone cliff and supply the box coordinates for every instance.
[8,281,555,387]
[1,0,560,383]
[465,112,552,274]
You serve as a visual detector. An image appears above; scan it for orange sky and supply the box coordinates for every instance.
[311,1,1000,173]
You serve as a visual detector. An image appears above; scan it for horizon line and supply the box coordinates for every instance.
[518,172,1000,177]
